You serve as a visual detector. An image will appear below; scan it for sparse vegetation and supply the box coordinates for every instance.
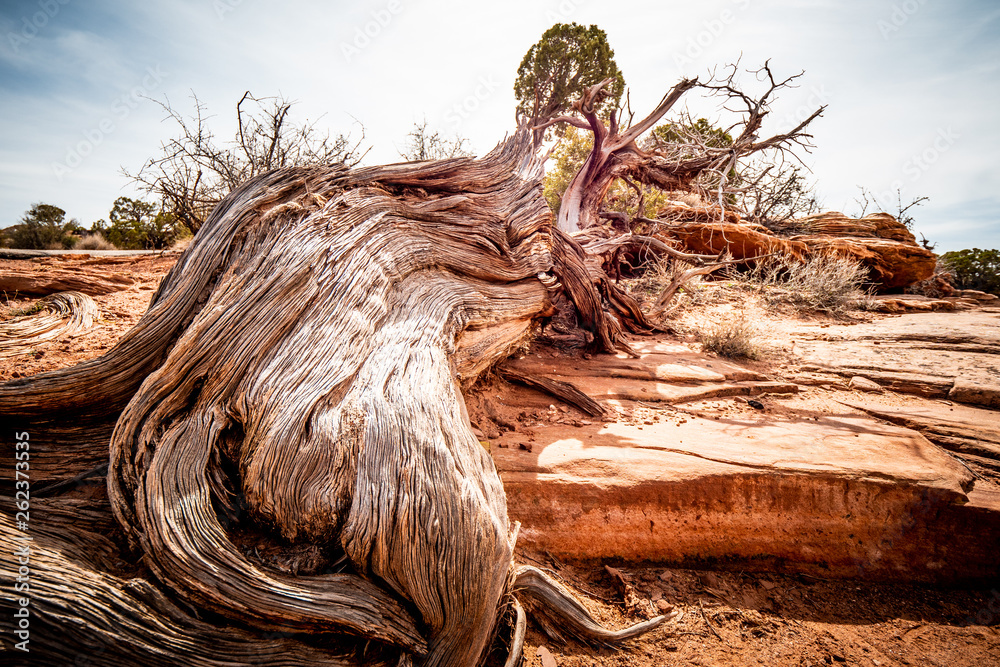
[731,253,874,314]
[905,259,955,298]
[398,118,472,161]
[698,311,760,359]
[940,248,1000,295]
[2,203,81,249]
[125,92,366,234]
[75,233,116,251]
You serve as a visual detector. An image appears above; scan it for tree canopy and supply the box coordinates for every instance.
[2,203,80,249]
[514,22,626,122]
[941,248,1000,295]
[92,196,178,250]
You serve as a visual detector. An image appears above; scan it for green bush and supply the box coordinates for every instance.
[2,203,81,249]
[940,248,1000,295]
[92,197,177,250]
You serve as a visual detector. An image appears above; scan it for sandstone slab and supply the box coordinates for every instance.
[791,311,1000,408]
[495,414,997,583]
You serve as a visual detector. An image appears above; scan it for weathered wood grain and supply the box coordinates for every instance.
[0,124,660,665]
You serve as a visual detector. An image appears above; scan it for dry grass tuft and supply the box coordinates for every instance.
[731,253,875,314]
[698,311,761,359]
[76,234,117,251]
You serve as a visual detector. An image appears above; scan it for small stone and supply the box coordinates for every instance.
[656,599,674,613]
[848,376,884,393]
[536,646,557,667]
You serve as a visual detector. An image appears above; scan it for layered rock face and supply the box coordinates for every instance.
[655,206,937,291]
[790,212,937,289]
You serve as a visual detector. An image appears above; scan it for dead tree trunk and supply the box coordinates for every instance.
[0,125,660,666]
[537,64,824,235]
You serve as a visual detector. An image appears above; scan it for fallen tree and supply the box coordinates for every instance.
[1,56,827,663]
[0,124,663,666]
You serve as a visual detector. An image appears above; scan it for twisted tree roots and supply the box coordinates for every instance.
[1,127,663,665]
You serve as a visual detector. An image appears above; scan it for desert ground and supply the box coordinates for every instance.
[2,251,999,666]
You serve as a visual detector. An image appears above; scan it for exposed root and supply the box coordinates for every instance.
[504,598,528,667]
[513,565,667,645]
[0,291,98,358]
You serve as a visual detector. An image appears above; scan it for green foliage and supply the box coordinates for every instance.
[940,248,1000,295]
[514,23,625,121]
[93,197,177,250]
[648,118,734,152]
[2,203,80,249]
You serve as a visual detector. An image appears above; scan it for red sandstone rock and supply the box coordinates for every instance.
[654,208,937,291]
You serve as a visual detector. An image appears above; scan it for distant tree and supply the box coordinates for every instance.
[398,119,473,161]
[125,91,367,234]
[940,248,1000,295]
[2,203,80,249]
[645,118,734,152]
[514,23,625,129]
[92,197,177,250]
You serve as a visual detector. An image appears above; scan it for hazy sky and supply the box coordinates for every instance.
[1,0,997,251]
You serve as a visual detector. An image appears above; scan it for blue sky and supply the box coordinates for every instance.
[1,0,997,252]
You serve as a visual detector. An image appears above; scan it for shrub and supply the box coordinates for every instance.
[939,248,1000,295]
[732,253,873,313]
[92,197,177,250]
[3,203,81,249]
[699,312,760,359]
[75,233,117,251]
[905,259,955,298]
